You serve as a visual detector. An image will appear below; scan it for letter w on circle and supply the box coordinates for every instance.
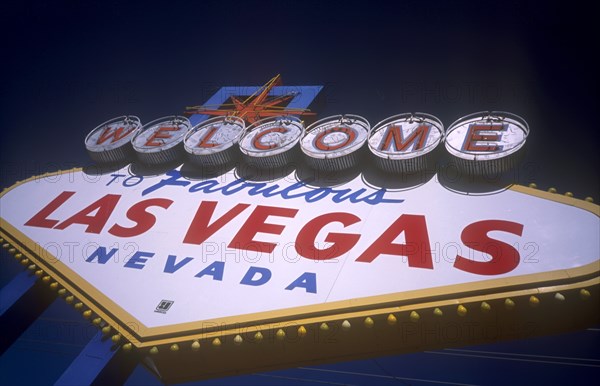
[183,201,250,245]
[96,126,136,144]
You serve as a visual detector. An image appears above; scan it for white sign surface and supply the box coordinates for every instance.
[1,167,598,329]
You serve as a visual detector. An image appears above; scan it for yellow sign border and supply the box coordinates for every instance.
[1,168,598,349]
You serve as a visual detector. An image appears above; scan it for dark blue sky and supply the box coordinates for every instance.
[1,1,598,385]
[1,0,598,197]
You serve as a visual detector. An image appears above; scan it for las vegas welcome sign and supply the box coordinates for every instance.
[1,77,598,383]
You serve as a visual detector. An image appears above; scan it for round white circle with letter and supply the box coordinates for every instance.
[185,117,245,155]
[240,117,303,157]
[369,113,443,161]
[445,112,528,161]
[85,116,142,164]
[132,116,190,165]
[184,116,245,166]
[301,114,370,171]
[239,116,304,168]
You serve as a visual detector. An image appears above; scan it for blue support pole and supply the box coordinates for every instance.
[54,332,138,386]
[0,270,56,355]
[0,271,36,316]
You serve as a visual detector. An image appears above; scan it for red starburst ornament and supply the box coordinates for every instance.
[184,74,315,124]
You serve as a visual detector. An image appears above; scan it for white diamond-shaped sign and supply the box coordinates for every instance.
[1,166,598,346]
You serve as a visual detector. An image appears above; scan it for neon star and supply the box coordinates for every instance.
[184,74,315,124]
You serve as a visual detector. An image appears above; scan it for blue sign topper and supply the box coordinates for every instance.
[186,75,323,126]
